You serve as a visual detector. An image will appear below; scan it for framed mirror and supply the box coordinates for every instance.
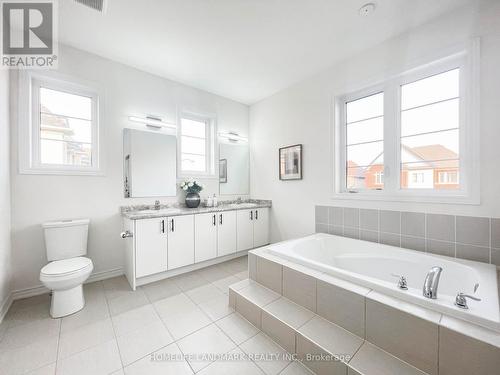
[123,128,177,198]
[219,142,249,195]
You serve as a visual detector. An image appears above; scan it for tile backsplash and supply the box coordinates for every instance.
[315,206,500,267]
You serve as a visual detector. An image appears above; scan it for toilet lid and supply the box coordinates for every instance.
[41,257,92,277]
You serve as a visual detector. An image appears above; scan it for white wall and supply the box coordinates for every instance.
[10,45,249,292]
[0,69,12,316]
[249,2,500,243]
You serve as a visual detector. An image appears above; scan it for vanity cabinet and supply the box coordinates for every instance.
[217,210,237,256]
[237,208,270,251]
[195,213,218,262]
[134,217,167,278]
[253,208,270,247]
[167,215,195,270]
[124,205,270,289]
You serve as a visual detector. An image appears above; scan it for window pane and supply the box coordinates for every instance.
[402,161,459,189]
[347,117,383,145]
[40,139,91,166]
[347,165,384,190]
[40,87,92,120]
[401,129,458,163]
[347,141,383,167]
[401,98,459,137]
[181,153,206,172]
[41,114,92,144]
[181,136,206,155]
[401,69,459,110]
[346,92,383,123]
[181,118,206,138]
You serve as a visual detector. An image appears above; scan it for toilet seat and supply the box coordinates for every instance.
[41,256,93,278]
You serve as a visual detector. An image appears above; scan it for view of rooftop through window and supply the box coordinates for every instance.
[400,68,460,190]
[39,87,93,166]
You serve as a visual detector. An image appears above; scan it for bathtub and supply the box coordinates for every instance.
[267,233,500,332]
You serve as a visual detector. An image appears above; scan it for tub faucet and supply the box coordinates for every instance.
[423,266,443,299]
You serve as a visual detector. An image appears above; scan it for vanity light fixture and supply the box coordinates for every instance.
[128,115,177,130]
[218,131,248,143]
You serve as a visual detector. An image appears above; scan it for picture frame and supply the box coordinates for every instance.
[279,144,302,180]
[219,159,227,183]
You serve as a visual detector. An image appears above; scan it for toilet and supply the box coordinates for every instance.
[39,219,94,318]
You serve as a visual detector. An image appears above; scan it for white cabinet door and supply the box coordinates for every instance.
[237,209,254,251]
[253,208,270,248]
[195,212,218,263]
[217,210,237,256]
[167,215,195,270]
[135,217,167,278]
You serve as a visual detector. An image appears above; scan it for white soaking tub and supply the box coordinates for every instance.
[267,233,500,332]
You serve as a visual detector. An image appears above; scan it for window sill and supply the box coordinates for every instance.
[19,166,105,177]
[331,191,480,205]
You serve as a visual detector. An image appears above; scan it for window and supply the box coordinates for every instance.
[20,73,102,175]
[179,113,215,176]
[345,92,384,191]
[335,48,479,203]
[400,69,459,190]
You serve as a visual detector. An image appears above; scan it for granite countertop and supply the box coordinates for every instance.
[121,199,272,220]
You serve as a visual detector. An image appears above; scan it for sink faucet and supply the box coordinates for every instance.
[423,266,443,299]
[154,200,161,210]
[236,197,242,203]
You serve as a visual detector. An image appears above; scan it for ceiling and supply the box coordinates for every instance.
[58,0,471,104]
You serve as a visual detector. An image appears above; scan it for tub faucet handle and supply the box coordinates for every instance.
[391,274,408,290]
[455,292,481,309]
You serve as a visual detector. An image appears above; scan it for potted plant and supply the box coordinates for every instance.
[180,180,203,208]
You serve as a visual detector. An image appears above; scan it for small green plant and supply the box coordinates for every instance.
[180,180,203,194]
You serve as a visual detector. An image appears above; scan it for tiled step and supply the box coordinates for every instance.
[229,279,427,375]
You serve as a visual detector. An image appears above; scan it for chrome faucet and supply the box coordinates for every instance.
[423,266,443,299]
[154,200,161,210]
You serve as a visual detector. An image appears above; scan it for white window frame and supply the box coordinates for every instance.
[333,41,480,204]
[18,71,104,176]
[177,110,217,178]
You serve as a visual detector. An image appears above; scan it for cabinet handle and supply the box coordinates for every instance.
[219,214,223,225]
[212,214,216,226]
[161,220,165,233]
[171,219,175,232]
[250,211,253,220]
[255,210,258,220]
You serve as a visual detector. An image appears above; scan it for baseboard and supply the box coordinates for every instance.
[0,292,13,323]
[0,267,125,322]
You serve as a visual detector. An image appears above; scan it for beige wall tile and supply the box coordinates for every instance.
[235,295,262,329]
[283,267,317,311]
[349,342,427,375]
[261,311,296,353]
[256,257,283,294]
[296,334,348,375]
[248,252,257,280]
[316,280,365,338]
[366,299,438,375]
[439,326,500,375]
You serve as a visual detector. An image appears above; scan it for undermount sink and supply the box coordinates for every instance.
[226,203,258,209]
[134,208,182,215]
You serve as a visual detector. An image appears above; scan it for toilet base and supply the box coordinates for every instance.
[50,284,85,318]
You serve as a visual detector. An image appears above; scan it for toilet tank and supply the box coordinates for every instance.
[43,219,90,261]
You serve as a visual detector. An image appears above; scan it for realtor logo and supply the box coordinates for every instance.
[1,0,58,68]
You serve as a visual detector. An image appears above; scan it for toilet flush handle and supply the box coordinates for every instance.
[120,231,133,239]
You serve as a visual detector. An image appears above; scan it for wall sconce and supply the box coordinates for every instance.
[218,131,248,143]
[128,115,177,130]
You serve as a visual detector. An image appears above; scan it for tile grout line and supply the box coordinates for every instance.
[102,284,126,372]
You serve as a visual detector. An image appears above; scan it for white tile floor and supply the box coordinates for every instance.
[0,256,312,375]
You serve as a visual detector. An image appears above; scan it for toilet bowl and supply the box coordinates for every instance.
[39,219,93,318]
[40,257,93,318]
